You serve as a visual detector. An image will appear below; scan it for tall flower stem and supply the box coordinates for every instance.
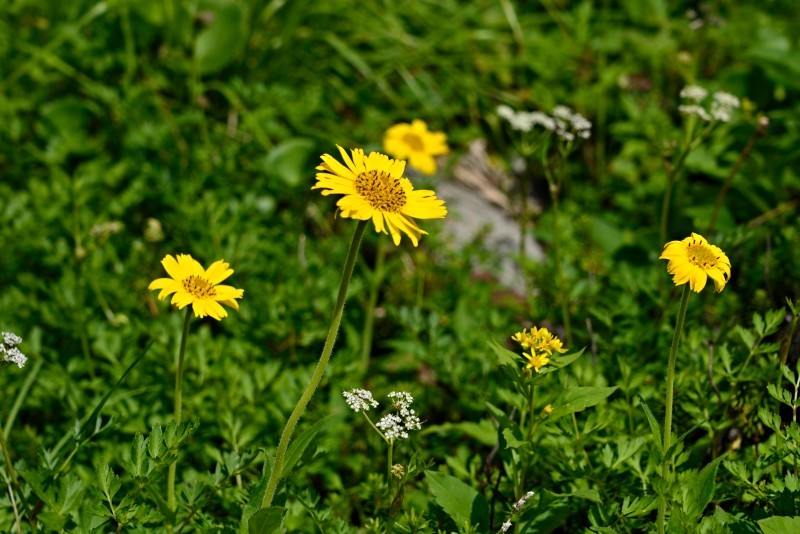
[657,285,691,534]
[167,307,193,521]
[261,220,368,509]
[543,152,572,346]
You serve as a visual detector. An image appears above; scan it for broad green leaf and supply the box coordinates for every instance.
[248,507,284,534]
[549,386,618,420]
[194,0,245,75]
[758,516,800,533]
[425,471,489,529]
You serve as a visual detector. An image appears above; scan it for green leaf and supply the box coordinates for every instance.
[637,395,663,454]
[423,420,497,447]
[248,507,284,534]
[758,516,800,533]
[282,415,331,478]
[685,456,723,522]
[549,386,618,420]
[490,339,520,368]
[194,0,245,75]
[262,139,316,188]
[241,472,270,534]
[425,471,489,530]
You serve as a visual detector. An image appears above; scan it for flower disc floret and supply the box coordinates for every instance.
[660,232,731,293]
[148,254,244,320]
[313,145,447,246]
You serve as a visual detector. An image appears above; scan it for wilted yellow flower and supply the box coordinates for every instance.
[383,120,449,175]
[660,232,731,293]
[148,254,244,320]
[312,145,447,246]
[523,351,550,373]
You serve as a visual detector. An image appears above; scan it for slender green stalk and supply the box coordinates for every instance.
[261,220,368,509]
[167,307,193,521]
[0,424,19,487]
[657,285,691,534]
[361,241,387,373]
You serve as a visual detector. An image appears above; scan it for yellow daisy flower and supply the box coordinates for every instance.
[148,254,244,320]
[312,145,447,246]
[523,351,551,373]
[660,232,731,293]
[383,120,449,175]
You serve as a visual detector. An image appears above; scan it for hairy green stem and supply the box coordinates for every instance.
[261,221,367,509]
[657,285,691,534]
[167,307,193,522]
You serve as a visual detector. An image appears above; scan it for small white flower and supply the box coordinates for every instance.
[528,111,556,131]
[501,521,513,532]
[2,332,22,347]
[710,91,740,122]
[388,391,414,410]
[343,388,379,412]
[377,413,408,440]
[1,332,26,369]
[680,85,708,102]
[496,104,515,120]
[678,104,711,122]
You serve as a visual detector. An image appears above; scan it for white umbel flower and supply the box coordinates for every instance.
[678,104,711,122]
[343,388,379,412]
[710,91,740,122]
[680,85,708,102]
[1,331,27,369]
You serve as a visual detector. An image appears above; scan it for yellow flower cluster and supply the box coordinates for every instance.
[512,326,567,373]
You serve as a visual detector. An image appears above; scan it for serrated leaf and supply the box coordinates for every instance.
[549,386,618,420]
[502,427,529,450]
[684,456,723,522]
[753,313,765,336]
[490,340,520,368]
[425,471,489,529]
[148,424,164,459]
[248,506,284,534]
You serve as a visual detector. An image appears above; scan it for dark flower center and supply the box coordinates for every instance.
[183,275,216,298]
[355,170,407,213]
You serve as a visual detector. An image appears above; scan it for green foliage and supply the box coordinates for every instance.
[1,0,799,531]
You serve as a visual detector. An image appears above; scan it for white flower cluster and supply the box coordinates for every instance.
[497,104,591,141]
[678,85,740,123]
[342,388,379,412]
[1,331,27,369]
[551,106,592,141]
[377,391,422,441]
